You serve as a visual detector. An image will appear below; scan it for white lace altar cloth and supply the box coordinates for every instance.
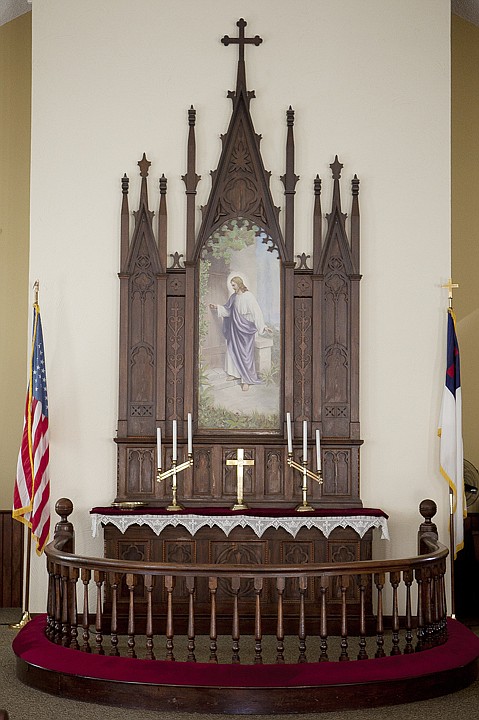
[91,511,389,541]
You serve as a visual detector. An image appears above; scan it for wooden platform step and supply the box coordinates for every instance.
[13,615,479,714]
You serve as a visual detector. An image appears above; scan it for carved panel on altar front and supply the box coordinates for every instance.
[103,524,374,633]
[328,540,360,602]
[264,449,284,498]
[114,19,362,509]
[281,541,315,602]
[192,448,213,497]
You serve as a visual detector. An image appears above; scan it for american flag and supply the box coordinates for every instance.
[13,302,50,555]
[438,308,465,558]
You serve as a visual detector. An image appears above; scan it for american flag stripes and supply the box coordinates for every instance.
[13,302,50,555]
[438,309,465,558]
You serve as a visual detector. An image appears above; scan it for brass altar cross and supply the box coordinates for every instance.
[441,278,459,308]
[226,448,254,511]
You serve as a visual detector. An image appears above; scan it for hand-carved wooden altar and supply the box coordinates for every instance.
[96,506,387,633]
[114,19,362,511]
[106,19,366,628]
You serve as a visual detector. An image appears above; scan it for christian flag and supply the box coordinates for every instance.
[13,302,50,555]
[438,309,465,558]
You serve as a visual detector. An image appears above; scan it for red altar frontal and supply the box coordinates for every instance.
[92,506,388,634]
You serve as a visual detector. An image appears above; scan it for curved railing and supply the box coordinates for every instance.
[44,498,448,664]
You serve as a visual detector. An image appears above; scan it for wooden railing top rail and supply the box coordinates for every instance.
[46,497,448,578]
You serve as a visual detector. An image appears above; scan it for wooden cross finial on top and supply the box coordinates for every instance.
[221,19,262,67]
[441,278,459,308]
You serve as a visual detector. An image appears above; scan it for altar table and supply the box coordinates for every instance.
[92,505,388,634]
[90,505,389,540]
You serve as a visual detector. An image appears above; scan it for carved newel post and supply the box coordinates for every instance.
[417,499,438,555]
[54,498,75,554]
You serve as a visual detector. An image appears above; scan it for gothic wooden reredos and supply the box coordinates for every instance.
[115,19,362,508]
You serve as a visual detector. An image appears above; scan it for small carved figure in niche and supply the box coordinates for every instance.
[210,276,272,391]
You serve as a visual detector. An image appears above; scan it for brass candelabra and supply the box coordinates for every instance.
[156,454,193,511]
[287,453,323,512]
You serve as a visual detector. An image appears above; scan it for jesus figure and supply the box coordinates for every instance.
[210,276,271,392]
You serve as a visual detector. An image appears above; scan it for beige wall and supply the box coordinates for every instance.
[452,16,479,511]
[0,13,31,510]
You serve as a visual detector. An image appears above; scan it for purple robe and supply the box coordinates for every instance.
[221,292,262,385]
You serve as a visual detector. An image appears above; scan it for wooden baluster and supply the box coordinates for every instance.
[54,563,62,643]
[432,565,440,644]
[46,560,55,640]
[415,567,424,651]
[276,577,285,664]
[436,562,447,640]
[81,568,91,653]
[126,573,137,659]
[374,572,385,658]
[231,576,241,663]
[94,570,105,656]
[165,575,175,661]
[318,575,329,662]
[68,567,79,650]
[298,576,307,663]
[186,576,196,662]
[439,559,448,637]
[357,574,368,660]
[339,575,350,661]
[109,572,121,656]
[254,577,263,664]
[423,567,433,647]
[61,565,70,647]
[403,568,414,654]
[145,574,155,660]
[209,576,218,663]
[390,571,401,655]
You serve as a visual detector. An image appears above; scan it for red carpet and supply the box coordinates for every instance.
[13,615,479,688]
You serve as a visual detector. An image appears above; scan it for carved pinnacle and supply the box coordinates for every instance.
[330,155,343,180]
[352,174,360,196]
[138,153,151,178]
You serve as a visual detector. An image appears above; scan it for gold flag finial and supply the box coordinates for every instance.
[33,280,39,305]
[441,278,458,308]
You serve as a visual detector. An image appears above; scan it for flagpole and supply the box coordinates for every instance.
[449,488,456,618]
[440,278,461,619]
[10,528,32,629]
[10,280,41,630]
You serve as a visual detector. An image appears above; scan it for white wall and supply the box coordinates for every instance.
[28,0,451,610]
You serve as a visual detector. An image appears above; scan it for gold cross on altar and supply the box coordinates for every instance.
[441,278,459,307]
[227,448,254,511]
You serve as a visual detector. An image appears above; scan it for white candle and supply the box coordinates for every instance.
[303,420,308,462]
[172,420,177,462]
[157,427,162,469]
[187,413,192,455]
[315,429,321,472]
[286,412,293,454]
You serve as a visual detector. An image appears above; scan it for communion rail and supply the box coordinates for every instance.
[44,498,448,664]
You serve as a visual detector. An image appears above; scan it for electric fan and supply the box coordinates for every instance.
[464,459,479,508]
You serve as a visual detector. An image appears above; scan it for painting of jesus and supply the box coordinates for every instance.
[198,218,280,430]
[209,276,273,392]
